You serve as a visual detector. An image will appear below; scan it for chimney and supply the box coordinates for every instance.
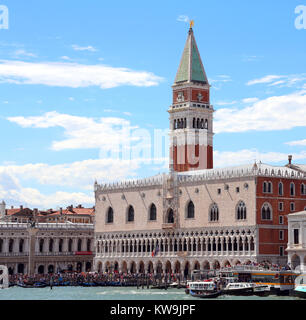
[288,155,292,166]
[60,208,63,215]
[33,208,38,216]
[20,205,23,210]
[11,206,14,209]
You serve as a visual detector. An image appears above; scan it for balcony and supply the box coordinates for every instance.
[162,223,176,230]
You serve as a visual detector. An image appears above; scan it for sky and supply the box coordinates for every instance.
[0,0,305,209]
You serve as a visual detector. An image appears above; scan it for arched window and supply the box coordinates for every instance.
[209,203,219,222]
[19,239,24,253]
[106,207,114,223]
[278,182,283,196]
[87,239,91,251]
[49,239,54,252]
[149,203,157,221]
[59,239,63,252]
[290,182,295,196]
[68,239,73,252]
[8,239,14,253]
[167,209,174,223]
[301,183,305,195]
[268,181,273,193]
[263,181,267,193]
[39,239,44,252]
[236,201,247,220]
[77,239,82,251]
[127,205,134,222]
[187,201,195,219]
[261,203,272,220]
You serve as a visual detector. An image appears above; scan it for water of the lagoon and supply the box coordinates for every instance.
[0,286,303,300]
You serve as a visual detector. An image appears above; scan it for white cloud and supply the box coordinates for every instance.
[8,111,139,151]
[0,60,163,89]
[247,75,284,86]
[14,49,37,58]
[177,15,190,23]
[241,97,259,104]
[247,74,306,88]
[286,139,306,146]
[0,156,145,208]
[214,149,306,168]
[215,100,237,106]
[72,45,98,52]
[214,92,306,133]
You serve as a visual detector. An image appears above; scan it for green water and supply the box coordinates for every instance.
[0,287,303,300]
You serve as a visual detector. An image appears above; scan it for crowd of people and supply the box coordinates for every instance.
[8,261,289,287]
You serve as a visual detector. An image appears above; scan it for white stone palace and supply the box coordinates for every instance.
[93,27,306,276]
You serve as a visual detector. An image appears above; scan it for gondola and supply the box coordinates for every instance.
[17,282,48,288]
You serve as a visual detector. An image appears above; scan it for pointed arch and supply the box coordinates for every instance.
[236,201,247,220]
[106,207,114,223]
[166,208,174,223]
[209,203,219,222]
[149,203,157,221]
[261,202,272,220]
[186,200,195,219]
[127,205,134,222]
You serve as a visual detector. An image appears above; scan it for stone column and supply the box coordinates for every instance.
[27,227,38,276]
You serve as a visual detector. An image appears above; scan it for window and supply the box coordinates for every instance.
[279,230,284,240]
[167,209,174,223]
[290,202,295,212]
[278,182,283,196]
[279,215,284,225]
[210,203,219,222]
[127,205,134,222]
[294,229,299,244]
[301,183,305,195]
[77,239,82,251]
[149,203,157,221]
[279,246,284,257]
[263,181,272,193]
[106,207,114,223]
[261,203,272,220]
[278,202,284,211]
[236,201,247,220]
[217,188,221,195]
[187,201,195,219]
[236,187,240,193]
[290,182,295,196]
[49,239,54,252]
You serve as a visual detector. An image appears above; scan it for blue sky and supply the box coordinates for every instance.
[0,0,305,208]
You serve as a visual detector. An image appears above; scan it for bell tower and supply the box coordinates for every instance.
[169,24,214,172]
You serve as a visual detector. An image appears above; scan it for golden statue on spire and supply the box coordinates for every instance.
[190,20,194,29]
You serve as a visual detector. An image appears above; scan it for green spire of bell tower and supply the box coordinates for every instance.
[174,26,209,85]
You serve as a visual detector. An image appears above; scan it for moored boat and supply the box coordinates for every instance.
[222,282,254,296]
[292,274,306,299]
[17,281,48,288]
[186,281,220,299]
